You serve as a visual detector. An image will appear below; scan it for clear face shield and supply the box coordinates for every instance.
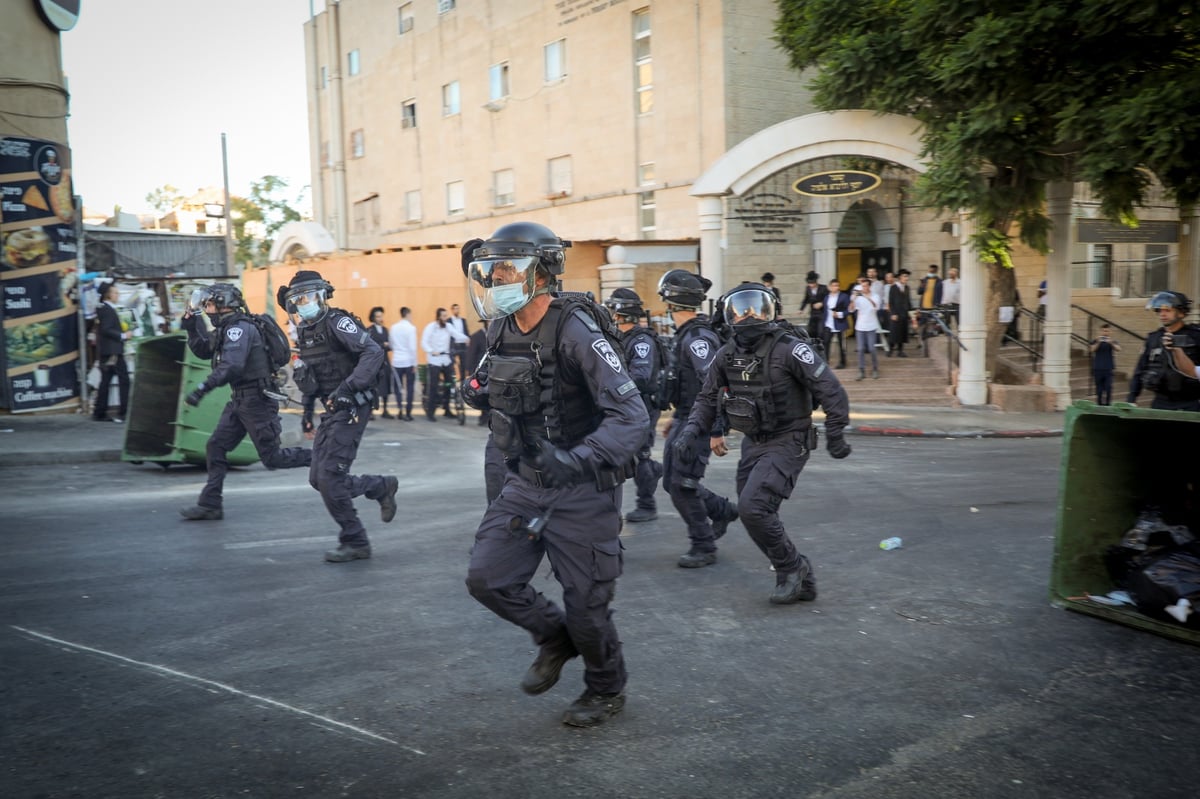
[604,297,642,322]
[186,286,212,314]
[284,284,329,326]
[466,256,541,320]
[723,288,777,329]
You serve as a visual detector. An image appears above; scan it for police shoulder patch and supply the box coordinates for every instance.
[689,339,710,360]
[792,342,815,364]
[226,326,243,342]
[336,316,358,335]
[634,341,651,359]
[592,338,624,373]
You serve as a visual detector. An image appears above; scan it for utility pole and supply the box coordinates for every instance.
[221,132,237,276]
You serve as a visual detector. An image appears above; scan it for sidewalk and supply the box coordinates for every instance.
[0,403,1066,468]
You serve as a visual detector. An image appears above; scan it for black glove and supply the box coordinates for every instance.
[180,312,199,332]
[333,392,358,413]
[461,375,490,410]
[301,412,314,434]
[185,384,207,407]
[535,439,592,488]
[672,428,699,465]
[826,434,852,459]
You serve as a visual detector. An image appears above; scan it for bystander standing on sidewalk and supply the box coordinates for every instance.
[1089,324,1121,406]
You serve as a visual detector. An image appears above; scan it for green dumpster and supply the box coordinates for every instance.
[121,333,259,468]
[1051,400,1200,645]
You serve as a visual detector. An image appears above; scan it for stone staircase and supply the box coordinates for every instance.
[996,346,1139,404]
[833,339,958,406]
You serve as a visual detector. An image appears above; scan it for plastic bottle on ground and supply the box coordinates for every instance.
[879,537,903,551]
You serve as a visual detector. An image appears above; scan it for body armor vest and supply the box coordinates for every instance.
[296,310,359,397]
[486,299,605,455]
[1144,324,1200,400]
[722,329,812,438]
[215,315,271,387]
[674,317,716,415]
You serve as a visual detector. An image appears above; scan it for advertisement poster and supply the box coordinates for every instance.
[0,136,80,412]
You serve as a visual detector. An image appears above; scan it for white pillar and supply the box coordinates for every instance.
[598,245,636,301]
[698,195,725,299]
[956,212,988,406]
[810,197,838,282]
[1044,180,1074,410]
[1181,210,1200,324]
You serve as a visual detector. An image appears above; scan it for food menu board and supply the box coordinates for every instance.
[0,136,80,411]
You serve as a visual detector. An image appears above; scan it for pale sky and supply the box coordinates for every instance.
[61,0,321,216]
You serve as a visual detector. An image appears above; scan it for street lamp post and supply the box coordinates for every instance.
[221,132,237,277]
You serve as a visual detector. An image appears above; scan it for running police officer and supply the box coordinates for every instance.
[278,271,399,562]
[657,269,739,569]
[604,287,664,523]
[179,283,311,521]
[461,221,648,728]
[1127,291,1200,411]
[676,283,852,604]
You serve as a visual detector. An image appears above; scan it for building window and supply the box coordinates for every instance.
[401,99,417,129]
[405,189,421,222]
[493,169,515,207]
[398,3,414,34]
[941,250,960,274]
[548,155,572,197]
[350,129,365,159]
[1089,243,1113,288]
[633,8,652,114]
[442,81,460,116]
[638,162,655,186]
[437,0,456,13]
[639,191,656,238]
[347,49,360,77]
[489,62,510,102]
[320,65,328,89]
[544,39,566,83]
[446,180,465,215]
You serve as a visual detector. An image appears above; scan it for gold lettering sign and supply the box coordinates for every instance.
[792,170,881,198]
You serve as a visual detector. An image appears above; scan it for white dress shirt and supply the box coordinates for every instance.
[421,320,469,366]
[389,318,418,368]
[941,278,961,305]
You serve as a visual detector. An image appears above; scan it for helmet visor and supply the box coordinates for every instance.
[284,284,329,325]
[723,287,777,327]
[467,256,539,319]
[604,297,643,319]
[1147,291,1181,312]
[187,287,210,313]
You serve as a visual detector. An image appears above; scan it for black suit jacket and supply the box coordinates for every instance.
[96,302,125,358]
[800,284,829,321]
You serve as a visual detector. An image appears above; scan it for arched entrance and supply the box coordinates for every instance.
[691,110,989,406]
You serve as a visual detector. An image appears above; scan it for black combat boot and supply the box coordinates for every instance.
[770,560,816,604]
[562,691,626,727]
[377,476,399,522]
[677,549,718,568]
[625,506,657,523]
[324,543,372,562]
[521,633,578,695]
[711,502,739,540]
[179,505,223,521]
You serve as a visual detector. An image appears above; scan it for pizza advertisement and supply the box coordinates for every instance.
[0,136,80,412]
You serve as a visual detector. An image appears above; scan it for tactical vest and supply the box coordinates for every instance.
[622,326,660,400]
[295,309,360,397]
[722,328,813,439]
[1144,324,1200,400]
[673,317,718,415]
[485,299,606,454]
[215,314,271,386]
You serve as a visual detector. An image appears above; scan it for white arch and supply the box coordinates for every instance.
[691,110,927,198]
[268,221,337,264]
[690,109,989,406]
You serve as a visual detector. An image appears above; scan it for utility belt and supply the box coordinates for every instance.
[515,457,631,491]
[232,377,289,403]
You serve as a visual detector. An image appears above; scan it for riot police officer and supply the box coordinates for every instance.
[179,283,312,521]
[604,287,664,523]
[657,269,739,569]
[675,283,852,604]
[461,221,648,728]
[1127,291,1200,411]
[278,271,399,562]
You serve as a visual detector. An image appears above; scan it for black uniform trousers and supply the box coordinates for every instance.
[198,390,311,509]
[424,362,456,417]
[821,328,847,367]
[663,419,733,553]
[466,473,627,696]
[309,404,390,546]
[632,410,663,512]
[93,354,130,420]
[736,429,811,575]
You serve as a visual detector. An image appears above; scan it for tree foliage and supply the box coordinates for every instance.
[144,184,182,214]
[232,176,304,267]
[775,0,1200,260]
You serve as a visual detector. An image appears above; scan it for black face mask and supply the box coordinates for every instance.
[733,325,771,348]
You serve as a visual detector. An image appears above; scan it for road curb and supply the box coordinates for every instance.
[849,426,1063,438]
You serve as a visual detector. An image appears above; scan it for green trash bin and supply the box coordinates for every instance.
[121,333,259,468]
[1050,400,1200,645]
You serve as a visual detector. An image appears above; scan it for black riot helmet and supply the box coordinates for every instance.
[279,270,335,327]
[188,282,245,314]
[604,287,644,322]
[464,221,573,319]
[1146,290,1191,315]
[722,282,778,330]
[657,269,712,310]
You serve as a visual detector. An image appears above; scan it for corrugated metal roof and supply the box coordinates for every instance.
[84,227,232,279]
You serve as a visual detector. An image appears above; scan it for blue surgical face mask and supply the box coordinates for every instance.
[296,301,321,321]
[490,283,530,316]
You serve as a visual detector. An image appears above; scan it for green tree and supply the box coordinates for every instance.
[229,176,304,267]
[144,184,182,214]
[775,0,1200,361]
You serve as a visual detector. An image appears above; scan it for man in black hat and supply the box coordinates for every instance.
[799,271,828,341]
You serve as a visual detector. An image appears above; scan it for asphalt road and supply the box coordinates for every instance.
[1,426,1196,798]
